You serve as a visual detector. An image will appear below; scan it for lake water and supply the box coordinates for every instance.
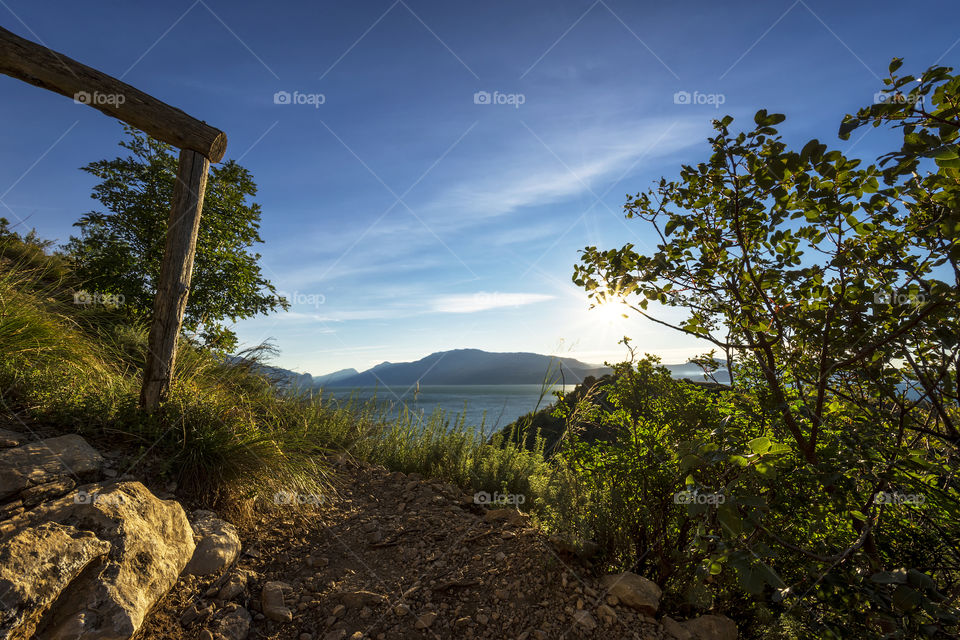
[320,384,577,432]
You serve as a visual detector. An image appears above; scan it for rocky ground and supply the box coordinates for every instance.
[0,425,737,640]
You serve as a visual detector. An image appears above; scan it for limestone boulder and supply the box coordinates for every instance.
[9,481,194,639]
[0,522,111,640]
[0,435,103,502]
[184,510,241,576]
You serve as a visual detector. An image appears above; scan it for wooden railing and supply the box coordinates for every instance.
[0,25,228,408]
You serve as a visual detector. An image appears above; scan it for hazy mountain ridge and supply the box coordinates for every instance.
[321,349,612,387]
[246,349,732,389]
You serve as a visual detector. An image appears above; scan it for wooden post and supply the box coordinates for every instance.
[140,149,210,408]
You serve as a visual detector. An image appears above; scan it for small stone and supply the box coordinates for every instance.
[597,603,617,622]
[180,604,201,626]
[331,604,345,617]
[599,572,661,615]
[393,604,410,617]
[261,581,293,623]
[185,510,241,576]
[415,612,437,629]
[211,606,251,640]
[300,634,313,640]
[483,509,528,526]
[573,609,597,630]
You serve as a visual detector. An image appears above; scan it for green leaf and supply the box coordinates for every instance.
[734,560,779,596]
[718,504,743,536]
[907,569,936,590]
[891,585,922,612]
[748,437,772,454]
[755,461,777,478]
[839,118,859,140]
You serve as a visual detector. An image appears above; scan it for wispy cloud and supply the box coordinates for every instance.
[432,291,555,313]
[419,117,706,228]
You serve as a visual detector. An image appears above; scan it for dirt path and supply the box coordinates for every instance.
[142,459,670,640]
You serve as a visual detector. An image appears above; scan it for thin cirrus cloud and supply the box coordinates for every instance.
[419,117,707,228]
[432,292,555,314]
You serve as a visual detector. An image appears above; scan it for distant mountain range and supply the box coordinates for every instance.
[241,348,729,390]
[321,349,610,387]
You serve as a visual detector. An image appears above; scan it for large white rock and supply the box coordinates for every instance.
[0,435,103,501]
[7,481,195,639]
[599,572,662,615]
[0,522,111,640]
[184,510,241,576]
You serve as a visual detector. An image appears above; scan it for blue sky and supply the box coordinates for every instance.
[1,1,957,375]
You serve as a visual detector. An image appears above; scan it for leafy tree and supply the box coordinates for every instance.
[573,60,959,637]
[66,127,287,351]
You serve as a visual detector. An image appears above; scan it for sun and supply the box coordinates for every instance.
[587,296,631,327]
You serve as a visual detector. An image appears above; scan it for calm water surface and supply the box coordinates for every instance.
[321,384,577,431]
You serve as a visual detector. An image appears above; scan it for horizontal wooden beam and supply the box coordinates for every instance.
[0,26,227,162]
